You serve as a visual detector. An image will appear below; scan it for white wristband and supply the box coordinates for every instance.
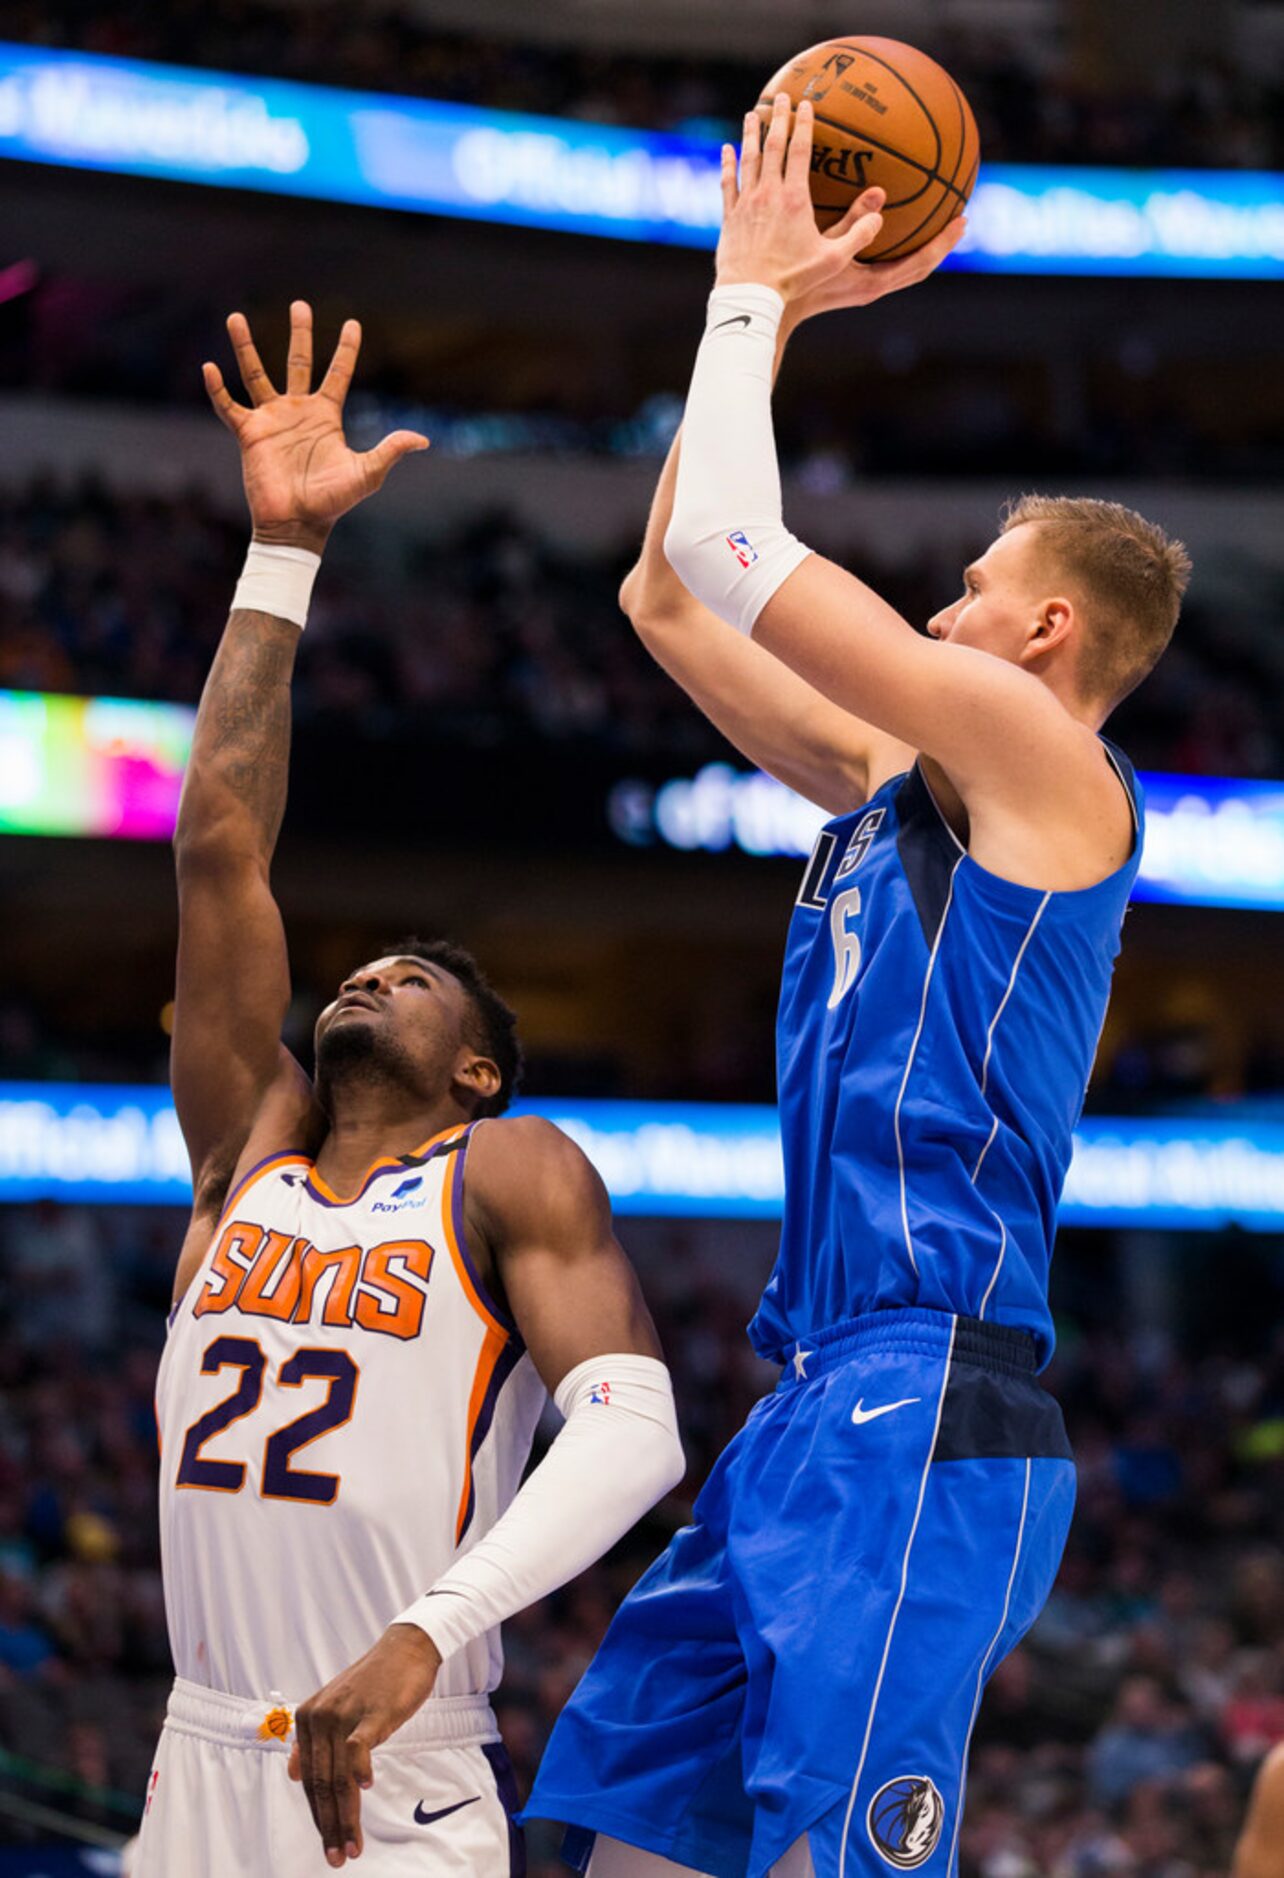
[231,541,322,630]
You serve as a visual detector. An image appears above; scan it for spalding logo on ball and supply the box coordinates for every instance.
[756,38,980,261]
[866,1773,946,1868]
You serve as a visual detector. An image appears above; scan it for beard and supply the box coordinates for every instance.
[314,1016,423,1111]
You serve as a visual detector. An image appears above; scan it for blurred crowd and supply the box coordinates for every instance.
[2,1201,1284,1875]
[2,476,1282,780]
[7,0,1284,169]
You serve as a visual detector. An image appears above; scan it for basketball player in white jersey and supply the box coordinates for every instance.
[134,303,685,1876]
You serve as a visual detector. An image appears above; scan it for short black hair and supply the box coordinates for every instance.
[381,935,523,1118]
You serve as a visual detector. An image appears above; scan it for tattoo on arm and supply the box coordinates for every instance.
[178,609,301,857]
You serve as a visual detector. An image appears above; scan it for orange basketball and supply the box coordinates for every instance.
[755,38,980,261]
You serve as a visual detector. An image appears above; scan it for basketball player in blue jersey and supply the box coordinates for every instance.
[526,96,1191,1878]
[137,304,685,1877]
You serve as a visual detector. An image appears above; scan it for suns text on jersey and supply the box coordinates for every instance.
[193,1218,434,1340]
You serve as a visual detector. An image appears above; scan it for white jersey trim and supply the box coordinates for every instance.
[894,859,964,1278]
[838,1315,957,1878]
[944,1458,1032,1874]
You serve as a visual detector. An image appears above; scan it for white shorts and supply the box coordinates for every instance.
[133,1677,525,1876]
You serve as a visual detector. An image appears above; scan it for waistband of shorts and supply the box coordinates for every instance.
[164,1677,500,1752]
[776,1307,1037,1384]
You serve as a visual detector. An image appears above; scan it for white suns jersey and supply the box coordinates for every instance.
[156,1120,545,1702]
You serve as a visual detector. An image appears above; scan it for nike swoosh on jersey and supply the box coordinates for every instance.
[851,1397,921,1425]
[414,1795,480,1826]
[713,313,752,330]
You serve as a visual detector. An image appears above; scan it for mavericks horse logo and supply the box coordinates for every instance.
[867,1774,945,1868]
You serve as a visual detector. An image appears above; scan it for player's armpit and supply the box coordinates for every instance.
[170,1045,318,1306]
[626,585,913,817]
[752,553,1109,824]
[463,1114,663,1394]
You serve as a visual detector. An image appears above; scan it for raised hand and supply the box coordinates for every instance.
[203,301,428,554]
[717,93,964,311]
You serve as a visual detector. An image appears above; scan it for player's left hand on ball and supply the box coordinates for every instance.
[288,1623,442,1867]
[716,92,886,303]
[785,204,968,327]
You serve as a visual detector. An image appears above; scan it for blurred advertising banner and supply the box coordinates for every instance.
[2,1082,1284,1228]
[3,688,1284,909]
[1,43,1282,275]
[608,764,1284,912]
[0,691,189,839]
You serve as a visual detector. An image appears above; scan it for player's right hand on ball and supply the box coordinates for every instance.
[202,300,428,556]
[288,1623,443,1866]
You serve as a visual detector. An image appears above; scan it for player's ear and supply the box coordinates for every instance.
[1028,597,1074,654]
[455,1051,502,1106]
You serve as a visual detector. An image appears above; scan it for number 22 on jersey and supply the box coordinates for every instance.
[176,1337,359,1505]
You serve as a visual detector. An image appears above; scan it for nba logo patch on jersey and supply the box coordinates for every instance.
[866,1774,945,1869]
[835,808,886,882]
[726,530,759,568]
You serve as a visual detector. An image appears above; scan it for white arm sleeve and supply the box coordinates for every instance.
[392,1353,684,1662]
[664,282,812,637]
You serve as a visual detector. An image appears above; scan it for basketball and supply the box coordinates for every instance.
[755,38,980,261]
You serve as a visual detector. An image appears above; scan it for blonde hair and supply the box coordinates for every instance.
[1000,494,1191,710]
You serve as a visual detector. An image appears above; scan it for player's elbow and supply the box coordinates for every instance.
[614,1380,687,1511]
[618,562,689,650]
[653,1420,688,1502]
[618,562,645,623]
[173,812,271,882]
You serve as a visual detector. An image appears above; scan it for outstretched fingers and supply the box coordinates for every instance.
[359,429,430,492]
[319,318,363,409]
[201,361,248,435]
[226,312,278,406]
[286,299,314,397]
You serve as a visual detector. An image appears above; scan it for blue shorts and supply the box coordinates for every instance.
[523,1308,1075,1878]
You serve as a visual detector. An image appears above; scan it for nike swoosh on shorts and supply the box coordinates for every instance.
[413,1795,480,1826]
[851,1397,921,1425]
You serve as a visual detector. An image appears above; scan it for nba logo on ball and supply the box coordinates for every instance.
[726,530,759,568]
[867,1774,945,1868]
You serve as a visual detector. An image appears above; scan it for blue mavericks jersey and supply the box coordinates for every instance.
[749,746,1142,1371]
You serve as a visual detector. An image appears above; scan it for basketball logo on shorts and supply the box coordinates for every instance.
[867,1774,945,1868]
[257,1703,294,1741]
